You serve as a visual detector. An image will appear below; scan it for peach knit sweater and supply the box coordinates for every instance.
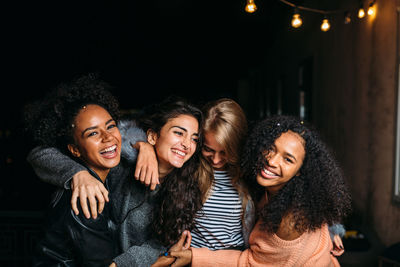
[191,221,340,267]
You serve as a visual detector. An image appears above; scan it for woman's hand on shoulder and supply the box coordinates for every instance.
[132,141,159,190]
[71,170,109,219]
[331,234,345,256]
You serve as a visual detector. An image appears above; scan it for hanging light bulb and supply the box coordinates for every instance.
[291,8,302,28]
[321,17,330,32]
[245,0,257,13]
[358,4,365,18]
[367,2,375,16]
[344,11,351,24]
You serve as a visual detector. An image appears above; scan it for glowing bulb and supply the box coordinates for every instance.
[245,0,257,13]
[367,3,375,16]
[291,13,302,28]
[321,18,330,32]
[358,8,365,18]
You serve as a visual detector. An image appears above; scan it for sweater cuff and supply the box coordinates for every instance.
[328,223,346,239]
[112,257,125,267]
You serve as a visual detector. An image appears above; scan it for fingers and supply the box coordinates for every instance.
[134,165,142,181]
[101,184,109,202]
[176,230,188,248]
[71,171,110,219]
[78,189,91,219]
[148,171,159,191]
[135,166,149,184]
[134,141,159,189]
[183,231,192,249]
[135,165,160,190]
[170,230,191,252]
[333,235,344,250]
[96,184,109,214]
[331,248,345,257]
[150,172,160,191]
[169,250,192,267]
[142,167,150,185]
[71,188,80,215]
[331,235,345,257]
[88,193,98,219]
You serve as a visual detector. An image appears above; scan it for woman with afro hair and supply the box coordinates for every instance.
[25,74,123,266]
[168,115,352,267]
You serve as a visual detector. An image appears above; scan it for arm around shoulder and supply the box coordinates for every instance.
[27,146,87,189]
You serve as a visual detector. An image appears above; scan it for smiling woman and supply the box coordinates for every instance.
[134,96,204,247]
[67,104,121,182]
[147,114,199,177]
[256,131,305,195]
[23,74,122,266]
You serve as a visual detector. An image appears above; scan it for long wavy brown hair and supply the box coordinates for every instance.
[137,96,204,247]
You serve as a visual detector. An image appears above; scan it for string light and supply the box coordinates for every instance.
[245,0,257,13]
[367,2,375,16]
[291,8,302,28]
[321,17,331,32]
[263,0,379,32]
[358,4,366,18]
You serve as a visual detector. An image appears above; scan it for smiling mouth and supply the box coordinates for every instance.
[100,145,118,156]
[261,167,279,179]
[172,148,186,158]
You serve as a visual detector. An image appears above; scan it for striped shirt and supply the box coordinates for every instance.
[191,170,244,250]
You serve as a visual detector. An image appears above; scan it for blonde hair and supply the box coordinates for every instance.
[197,98,250,211]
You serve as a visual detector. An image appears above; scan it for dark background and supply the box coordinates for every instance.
[2,0,291,210]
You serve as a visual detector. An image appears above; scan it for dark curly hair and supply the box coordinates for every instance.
[241,115,352,234]
[136,96,204,247]
[24,74,120,154]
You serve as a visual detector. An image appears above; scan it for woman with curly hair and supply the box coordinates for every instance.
[168,115,352,266]
[27,76,203,267]
[25,74,123,266]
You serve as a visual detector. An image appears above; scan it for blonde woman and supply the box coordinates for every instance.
[190,98,254,250]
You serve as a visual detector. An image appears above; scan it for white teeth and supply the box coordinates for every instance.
[172,149,186,156]
[264,168,278,176]
[101,145,116,153]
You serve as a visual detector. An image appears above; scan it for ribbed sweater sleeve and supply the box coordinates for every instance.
[27,146,86,189]
[192,222,340,267]
[113,240,165,267]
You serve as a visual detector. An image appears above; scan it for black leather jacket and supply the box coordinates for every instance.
[32,167,118,267]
